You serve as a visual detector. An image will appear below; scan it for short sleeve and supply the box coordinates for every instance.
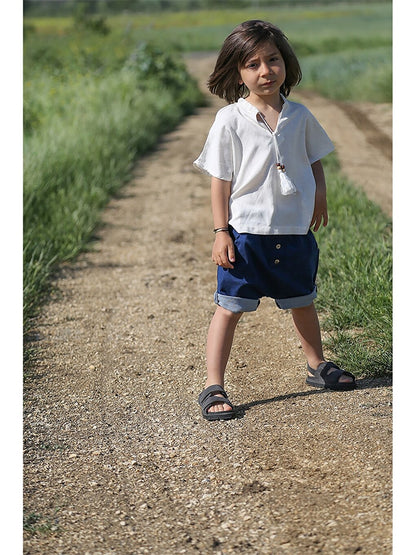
[304,110,334,164]
[193,111,233,181]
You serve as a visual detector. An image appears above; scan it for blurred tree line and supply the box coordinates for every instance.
[23,0,390,17]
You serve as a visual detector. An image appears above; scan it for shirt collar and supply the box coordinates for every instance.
[237,94,288,122]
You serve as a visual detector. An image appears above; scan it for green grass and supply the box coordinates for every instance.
[25,2,391,102]
[23,510,62,536]
[27,3,391,37]
[299,46,392,102]
[316,154,392,376]
[23,40,205,323]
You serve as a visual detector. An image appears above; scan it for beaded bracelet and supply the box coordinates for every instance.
[213,227,229,233]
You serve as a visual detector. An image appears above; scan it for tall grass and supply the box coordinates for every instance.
[317,154,392,375]
[24,39,205,324]
[26,3,392,103]
[299,46,392,102]
[26,3,391,50]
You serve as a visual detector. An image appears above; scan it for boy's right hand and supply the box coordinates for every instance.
[212,232,235,269]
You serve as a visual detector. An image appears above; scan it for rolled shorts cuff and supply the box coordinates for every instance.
[214,292,260,313]
[275,286,317,309]
[214,287,317,313]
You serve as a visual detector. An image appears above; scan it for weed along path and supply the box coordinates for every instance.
[24,54,392,554]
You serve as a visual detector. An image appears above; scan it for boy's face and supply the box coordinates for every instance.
[238,41,286,100]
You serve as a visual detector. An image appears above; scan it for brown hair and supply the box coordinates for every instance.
[208,20,302,103]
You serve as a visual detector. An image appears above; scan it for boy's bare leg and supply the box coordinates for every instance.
[291,303,353,384]
[205,306,242,413]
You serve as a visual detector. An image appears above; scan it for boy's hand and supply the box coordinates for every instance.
[310,160,328,232]
[310,188,328,232]
[212,232,235,269]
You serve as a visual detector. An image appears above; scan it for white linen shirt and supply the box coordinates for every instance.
[193,96,334,235]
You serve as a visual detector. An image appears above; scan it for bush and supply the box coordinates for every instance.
[72,4,111,35]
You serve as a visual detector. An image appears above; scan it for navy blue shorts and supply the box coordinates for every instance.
[215,228,319,313]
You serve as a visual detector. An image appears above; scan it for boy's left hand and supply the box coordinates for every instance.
[310,160,328,232]
[310,190,328,232]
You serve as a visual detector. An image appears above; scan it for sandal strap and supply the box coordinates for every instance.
[307,363,321,378]
[198,384,235,415]
[319,362,355,385]
[200,395,234,412]
[198,384,228,405]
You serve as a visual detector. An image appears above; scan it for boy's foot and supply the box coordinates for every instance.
[306,361,356,390]
[198,385,236,421]
[206,394,233,414]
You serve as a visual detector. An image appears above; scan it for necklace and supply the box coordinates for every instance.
[258,113,286,171]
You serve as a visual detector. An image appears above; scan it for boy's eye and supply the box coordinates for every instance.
[245,56,280,68]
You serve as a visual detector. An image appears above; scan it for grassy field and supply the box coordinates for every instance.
[26,2,391,102]
[317,154,391,375]
[24,2,392,376]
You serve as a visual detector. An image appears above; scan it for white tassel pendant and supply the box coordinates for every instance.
[276,163,297,196]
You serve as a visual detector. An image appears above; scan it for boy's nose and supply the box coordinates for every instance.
[259,62,272,75]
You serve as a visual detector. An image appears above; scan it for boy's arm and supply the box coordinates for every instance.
[310,160,328,232]
[211,177,235,269]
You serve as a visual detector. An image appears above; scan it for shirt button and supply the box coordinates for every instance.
[276,244,281,249]
[274,259,280,265]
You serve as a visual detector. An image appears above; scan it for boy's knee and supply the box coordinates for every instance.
[292,301,314,312]
[216,305,243,321]
[291,302,317,319]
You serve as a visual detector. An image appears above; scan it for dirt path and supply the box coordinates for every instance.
[24,54,392,554]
